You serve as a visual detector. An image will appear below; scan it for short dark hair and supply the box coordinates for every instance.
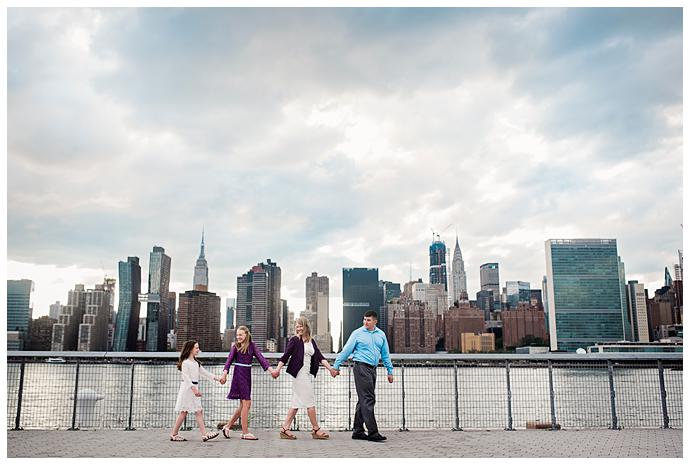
[364,311,378,320]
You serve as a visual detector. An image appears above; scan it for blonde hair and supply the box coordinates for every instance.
[235,326,252,354]
[295,317,312,342]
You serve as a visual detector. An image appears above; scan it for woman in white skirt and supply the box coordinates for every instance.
[272,317,338,439]
[170,340,221,442]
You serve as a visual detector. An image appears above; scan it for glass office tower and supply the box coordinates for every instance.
[545,239,629,352]
[342,268,381,344]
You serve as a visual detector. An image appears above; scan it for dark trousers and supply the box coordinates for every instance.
[353,362,378,435]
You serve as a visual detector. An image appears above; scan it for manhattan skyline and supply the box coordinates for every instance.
[7,8,683,338]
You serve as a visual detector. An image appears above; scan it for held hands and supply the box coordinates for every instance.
[271,367,280,379]
[219,375,227,385]
[330,368,339,378]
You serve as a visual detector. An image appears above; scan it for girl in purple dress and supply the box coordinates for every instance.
[219,326,275,440]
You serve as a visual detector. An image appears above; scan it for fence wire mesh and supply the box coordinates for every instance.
[612,360,663,429]
[551,361,612,429]
[6,354,683,431]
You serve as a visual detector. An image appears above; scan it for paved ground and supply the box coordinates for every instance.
[6,428,682,457]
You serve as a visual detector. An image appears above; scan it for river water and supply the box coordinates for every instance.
[7,361,682,431]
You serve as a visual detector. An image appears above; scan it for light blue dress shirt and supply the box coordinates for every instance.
[333,326,394,375]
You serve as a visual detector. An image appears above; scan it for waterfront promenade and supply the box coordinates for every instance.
[7,428,683,458]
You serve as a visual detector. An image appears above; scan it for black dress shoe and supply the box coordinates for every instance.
[367,433,387,442]
[352,432,369,440]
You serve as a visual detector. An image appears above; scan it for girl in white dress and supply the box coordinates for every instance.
[170,340,221,442]
[273,317,338,439]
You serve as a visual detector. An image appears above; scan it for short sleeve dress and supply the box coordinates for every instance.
[174,358,216,413]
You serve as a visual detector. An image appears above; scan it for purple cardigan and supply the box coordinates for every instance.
[279,336,325,378]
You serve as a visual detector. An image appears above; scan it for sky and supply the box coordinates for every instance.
[6,7,683,337]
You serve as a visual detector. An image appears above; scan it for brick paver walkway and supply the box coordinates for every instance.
[6,428,682,458]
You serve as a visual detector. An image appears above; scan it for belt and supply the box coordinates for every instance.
[191,381,198,385]
[354,361,376,368]
[234,362,252,367]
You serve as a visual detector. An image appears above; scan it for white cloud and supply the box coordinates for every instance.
[7,8,682,338]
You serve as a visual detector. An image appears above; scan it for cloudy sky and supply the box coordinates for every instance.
[7,7,683,337]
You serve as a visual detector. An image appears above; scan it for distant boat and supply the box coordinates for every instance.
[46,357,66,363]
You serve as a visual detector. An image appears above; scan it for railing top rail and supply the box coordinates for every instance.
[7,351,683,361]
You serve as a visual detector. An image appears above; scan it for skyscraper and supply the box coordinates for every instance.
[411,282,447,317]
[113,257,141,352]
[505,281,530,309]
[226,297,236,331]
[306,272,332,351]
[626,281,650,343]
[429,235,448,291]
[480,263,500,311]
[30,315,56,351]
[52,284,86,351]
[545,239,629,352]
[167,291,177,332]
[476,290,494,321]
[450,235,468,303]
[261,259,282,350]
[193,231,208,292]
[342,268,381,344]
[177,290,222,351]
[142,246,172,352]
[177,235,221,351]
[236,260,281,350]
[49,301,62,320]
[78,280,115,351]
[7,279,34,350]
[388,296,436,353]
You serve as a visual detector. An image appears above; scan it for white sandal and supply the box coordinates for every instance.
[241,432,258,440]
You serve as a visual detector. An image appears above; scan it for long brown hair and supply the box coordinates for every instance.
[295,316,312,342]
[234,326,252,354]
[177,340,200,371]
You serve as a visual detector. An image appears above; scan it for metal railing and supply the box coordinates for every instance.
[7,351,683,431]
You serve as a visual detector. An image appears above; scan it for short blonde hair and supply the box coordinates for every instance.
[295,317,312,342]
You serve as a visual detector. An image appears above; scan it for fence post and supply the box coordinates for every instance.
[452,361,462,431]
[548,360,558,430]
[13,362,26,431]
[346,362,352,431]
[657,360,670,429]
[399,361,408,432]
[505,360,514,431]
[126,363,136,431]
[607,360,620,430]
[69,362,80,430]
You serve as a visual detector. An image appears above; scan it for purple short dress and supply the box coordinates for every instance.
[224,341,270,400]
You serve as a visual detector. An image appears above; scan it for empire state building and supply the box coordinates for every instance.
[193,230,209,292]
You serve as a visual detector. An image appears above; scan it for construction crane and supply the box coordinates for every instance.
[430,223,453,242]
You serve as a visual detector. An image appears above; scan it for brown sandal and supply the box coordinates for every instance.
[280,427,297,440]
[312,427,329,439]
[202,431,219,442]
[170,434,187,442]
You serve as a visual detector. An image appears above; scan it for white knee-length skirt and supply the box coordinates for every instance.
[175,382,203,413]
[290,368,316,409]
